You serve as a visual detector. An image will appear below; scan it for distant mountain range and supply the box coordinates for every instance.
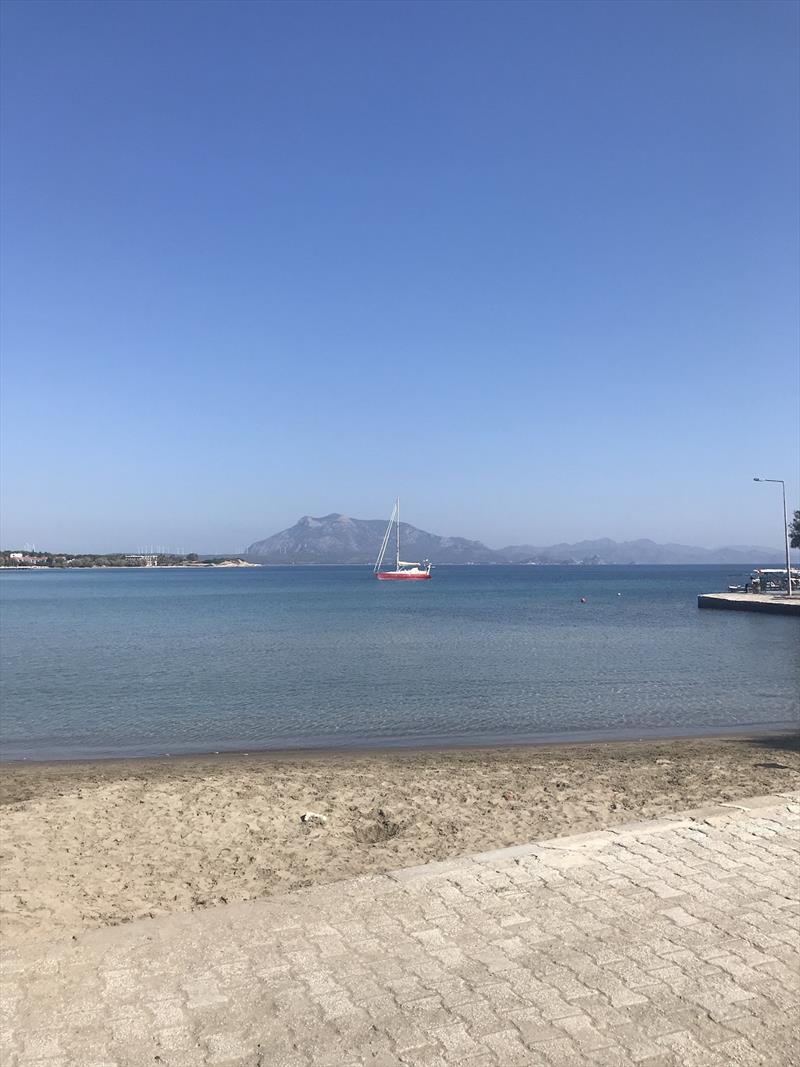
[244,514,786,566]
[499,538,787,566]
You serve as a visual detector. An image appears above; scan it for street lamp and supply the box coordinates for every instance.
[753,478,793,597]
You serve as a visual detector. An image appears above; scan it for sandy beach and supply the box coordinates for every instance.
[2,733,798,945]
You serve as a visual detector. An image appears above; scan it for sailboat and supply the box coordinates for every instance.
[374,499,432,581]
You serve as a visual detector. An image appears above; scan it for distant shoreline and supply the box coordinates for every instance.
[0,560,783,571]
[0,561,261,571]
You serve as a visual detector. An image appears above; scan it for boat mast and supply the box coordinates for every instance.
[395,497,400,569]
[374,500,396,573]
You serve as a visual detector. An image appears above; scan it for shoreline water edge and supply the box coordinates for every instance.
[2,721,799,766]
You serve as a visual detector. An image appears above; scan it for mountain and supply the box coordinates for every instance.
[245,514,498,564]
[498,538,786,565]
[245,515,787,566]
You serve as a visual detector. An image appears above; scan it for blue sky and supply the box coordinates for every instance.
[1,0,798,552]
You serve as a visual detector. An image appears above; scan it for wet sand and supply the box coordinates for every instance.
[1,734,798,944]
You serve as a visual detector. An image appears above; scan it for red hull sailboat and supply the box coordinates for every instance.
[374,499,432,581]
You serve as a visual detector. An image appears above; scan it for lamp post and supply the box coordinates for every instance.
[753,478,793,597]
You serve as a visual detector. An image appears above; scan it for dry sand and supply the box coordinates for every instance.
[2,734,798,944]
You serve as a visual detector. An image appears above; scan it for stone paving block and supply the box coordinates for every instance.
[400,996,451,1031]
[614,818,694,837]
[317,991,361,1019]
[204,1032,252,1063]
[396,1044,448,1066]
[332,1008,381,1047]
[183,978,229,1010]
[683,804,741,824]
[574,994,629,1032]
[586,1048,638,1067]
[722,795,790,812]
[431,1020,485,1057]
[471,843,543,865]
[534,1035,589,1065]
[152,1024,200,1053]
[480,1027,535,1064]
[146,998,187,1028]
[754,957,800,990]
[656,1028,728,1066]
[20,1032,63,1059]
[592,979,649,1009]
[387,1022,434,1055]
[4,798,800,1067]
[556,1011,617,1051]
[533,851,591,870]
[17,1059,68,1067]
[260,1050,312,1067]
[745,977,800,1012]
[659,905,698,928]
[712,1037,773,1065]
[540,830,618,851]
[510,1010,563,1045]
[683,1013,740,1049]
[613,1023,671,1063]
[392,859,477,883]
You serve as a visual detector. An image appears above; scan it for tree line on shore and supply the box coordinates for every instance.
[0,551,223,568]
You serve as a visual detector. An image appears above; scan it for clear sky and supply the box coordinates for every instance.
[1,0,798,553]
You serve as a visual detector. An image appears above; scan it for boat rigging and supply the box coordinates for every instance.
[374,499,432,581]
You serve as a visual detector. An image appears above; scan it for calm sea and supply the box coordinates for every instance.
[1,565,797,761]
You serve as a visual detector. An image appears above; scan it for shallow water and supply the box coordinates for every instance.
[1,565,797,760]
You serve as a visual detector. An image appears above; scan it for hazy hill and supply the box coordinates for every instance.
[499,538,785,566]
[245,515,786,566]
[245,514,497,564]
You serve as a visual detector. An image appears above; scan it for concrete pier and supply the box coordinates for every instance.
[698,591,800,616]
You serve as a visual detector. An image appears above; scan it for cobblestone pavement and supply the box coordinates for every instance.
[2,794,799,1067]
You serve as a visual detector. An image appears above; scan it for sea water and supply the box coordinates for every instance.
[1,565,797,760]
